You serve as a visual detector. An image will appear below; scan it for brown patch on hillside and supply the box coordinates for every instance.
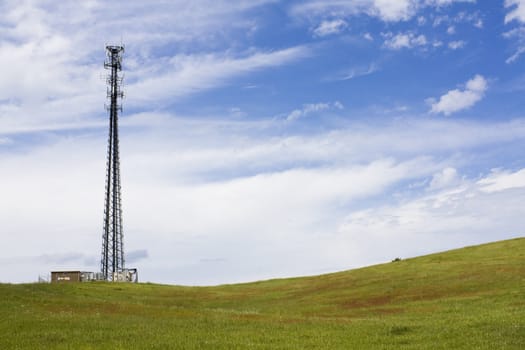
[342,295,394,309]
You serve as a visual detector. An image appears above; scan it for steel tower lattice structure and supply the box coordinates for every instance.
[101,45,125,281]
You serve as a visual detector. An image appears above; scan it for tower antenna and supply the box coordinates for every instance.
[101,45,125,281]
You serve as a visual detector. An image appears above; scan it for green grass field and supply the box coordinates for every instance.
[1,238,524,349]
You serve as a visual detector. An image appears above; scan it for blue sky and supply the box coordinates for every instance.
[1,0,525,285]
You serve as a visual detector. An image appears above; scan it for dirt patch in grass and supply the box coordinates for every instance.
[373,307,405,315]
[342,295,394,309]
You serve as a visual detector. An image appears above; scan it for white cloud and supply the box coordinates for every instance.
[478,168,525,193]
[429,167,460,190]
[313,19,347,37]
[372,0,417,21]
[466,74,487,91]
[505,0,525,24]
[364,32,374,41]
[447,25,456,34]
[286,101,344,121]
[430,74,488,115]
[383,32,427,50]
[448,40,466,49]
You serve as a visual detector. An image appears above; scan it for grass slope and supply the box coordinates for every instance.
[1,238,524,349]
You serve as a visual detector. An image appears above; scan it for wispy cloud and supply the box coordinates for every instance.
[504,1,525,63]
[285,101,343,121]
[506,46,525,64]
[331,63,379,81]
[127,47,311,106]
[478,168,525,193]
[504,27,525,63]
[428,167,460,190]
[313,19,348,37]
[425,0,476,6]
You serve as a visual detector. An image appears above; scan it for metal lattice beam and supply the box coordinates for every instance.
[101,45,125,281]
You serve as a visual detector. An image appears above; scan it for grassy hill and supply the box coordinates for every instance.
[1,238,524,349]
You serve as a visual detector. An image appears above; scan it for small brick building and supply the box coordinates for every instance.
[51,271,82,283]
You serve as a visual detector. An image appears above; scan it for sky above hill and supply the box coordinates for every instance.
[1,0,525,285]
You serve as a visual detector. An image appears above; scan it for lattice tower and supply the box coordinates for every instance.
[101,45,125,281]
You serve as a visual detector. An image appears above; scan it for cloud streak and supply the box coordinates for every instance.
[127,47,311,106]
[332,63,379,81]
[504,1,525,63]
[313,19,348,37]
[285,101,343,121]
